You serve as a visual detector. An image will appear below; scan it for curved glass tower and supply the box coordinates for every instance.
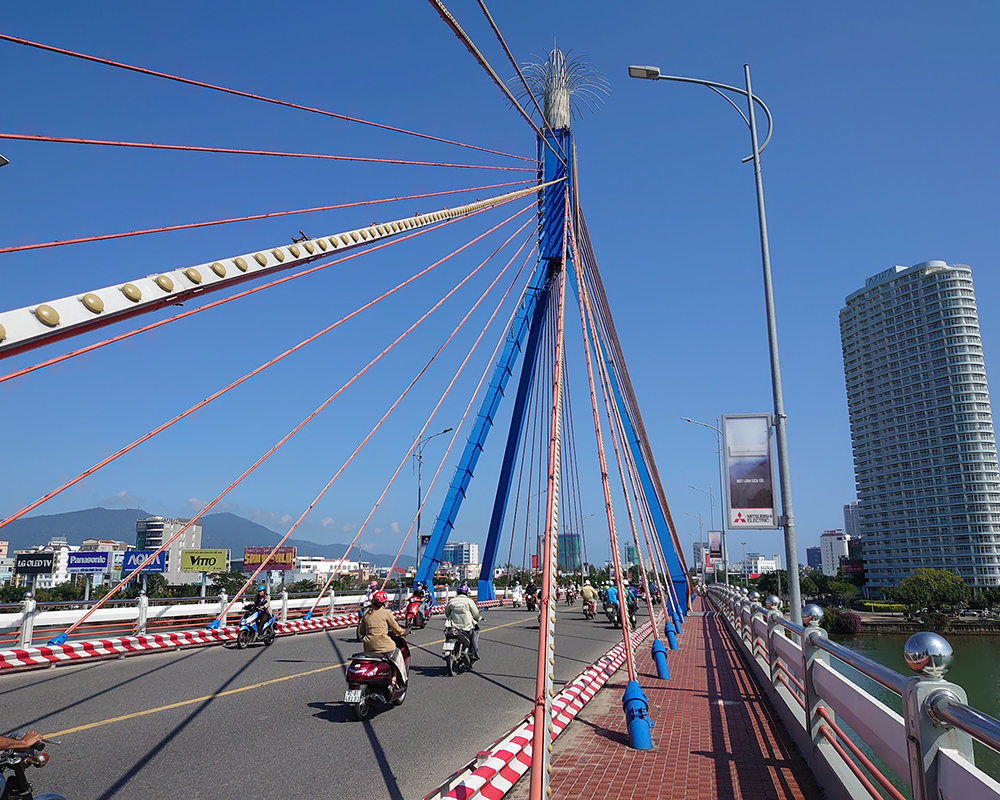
[840,261,1000,591]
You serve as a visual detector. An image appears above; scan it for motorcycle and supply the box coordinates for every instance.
[604,601,621,628]
[403,596,429,633]
[344,634,409,720]
[511,590,523,609]
[442,621,478,676]
[0,736,65,800]
[583,599,596,620]
[355,598,372,642]
[236,603,276,649]
[525,592,537,612]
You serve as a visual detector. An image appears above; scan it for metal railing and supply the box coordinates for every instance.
[707,583,1000,800]
[0,586,457,649]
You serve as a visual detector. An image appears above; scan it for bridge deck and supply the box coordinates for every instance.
[515,596,820,799]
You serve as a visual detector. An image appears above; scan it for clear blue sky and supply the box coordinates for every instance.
[1,2,997,568]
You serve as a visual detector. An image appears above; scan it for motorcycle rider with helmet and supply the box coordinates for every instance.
[511,581,524,607]
[253,585,271,636]
[358,590,408,687]
[445,583,481,662]
[580,579,598,617]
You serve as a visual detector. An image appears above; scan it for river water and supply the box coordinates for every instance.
[832,632,1000,789]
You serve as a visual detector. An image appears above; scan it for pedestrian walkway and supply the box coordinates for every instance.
[511,595,820,799]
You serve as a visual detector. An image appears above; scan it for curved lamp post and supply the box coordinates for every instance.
[682,417,729,585]
[631,63,802,625]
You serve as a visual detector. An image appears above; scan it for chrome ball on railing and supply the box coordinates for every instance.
[748,591,760,602]
[903,632,954,679]
[801,604,824,627]
[765,595,780,610]
[740,587,749,596]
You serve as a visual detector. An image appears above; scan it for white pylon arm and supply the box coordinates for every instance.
[0,181,559,357]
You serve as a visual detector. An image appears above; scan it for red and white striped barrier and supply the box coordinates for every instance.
[430,616,658,800]
[0,599,504,672]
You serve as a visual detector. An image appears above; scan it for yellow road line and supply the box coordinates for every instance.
[46,616,527,738]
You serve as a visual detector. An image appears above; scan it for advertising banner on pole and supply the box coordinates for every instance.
[708,530,723,563]
[180,549,229,573]
[722,414,778,529]
[67,552,111,574]
[243,546,296,571]
[14,553,54,575]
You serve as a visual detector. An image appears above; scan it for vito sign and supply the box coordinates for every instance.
[180,549,229,573]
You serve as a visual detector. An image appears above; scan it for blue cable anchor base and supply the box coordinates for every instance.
[651,639,670,679]
[303,611,313,621]
[622,680,654,749]
[664,618,678,650]
[47,633,68,646]
[206,619,220,630]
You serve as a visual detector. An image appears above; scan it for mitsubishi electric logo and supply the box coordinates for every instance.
[734,512,747,524]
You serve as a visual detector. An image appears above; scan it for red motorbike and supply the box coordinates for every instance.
[404,595,429,632]
[344,634,409,720]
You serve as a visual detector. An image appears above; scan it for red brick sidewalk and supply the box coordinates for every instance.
[512,596,820,799]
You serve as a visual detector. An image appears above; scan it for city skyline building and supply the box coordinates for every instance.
[820,530,851,576]
[558,532,583,573]
[135,516,203,585]
[840,261,1000,591]
[806,546,822,570]
[442,541,479,567]
[843,502,860,539]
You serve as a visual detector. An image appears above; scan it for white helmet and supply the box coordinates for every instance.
[584,580,591,586]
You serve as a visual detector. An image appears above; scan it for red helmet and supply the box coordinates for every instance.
[372,590,388,606]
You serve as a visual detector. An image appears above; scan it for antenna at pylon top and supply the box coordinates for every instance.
[510,47,611,131]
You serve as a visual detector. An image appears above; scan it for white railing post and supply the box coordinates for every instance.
[765,596,782,690]
[327,588,336,618]
[280,588,288,623]
[18,592,36,648]
[801,604,829,749]
[218,591,228,627]
[901,632,975,800]
[136,591,149,636]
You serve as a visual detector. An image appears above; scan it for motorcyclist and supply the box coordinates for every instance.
[445,582,481,662]
[605,582,620,610]
[365,580,379,602]
[580,579,598,615]
[511,581,524,606]
[409,581,430,623]
[0,732,42,751]
[254,585,271,636]
[358,589,408,686]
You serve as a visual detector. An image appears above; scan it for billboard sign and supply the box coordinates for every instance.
[722,414,778,529]
[243,546,296,571]
[180,549,229,573]
[67,552,111,574]
[14,553,54,575]
[121,550,166,577]
[708,530,723,564]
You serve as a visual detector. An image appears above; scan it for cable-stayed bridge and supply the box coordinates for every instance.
[2,6,1000,800]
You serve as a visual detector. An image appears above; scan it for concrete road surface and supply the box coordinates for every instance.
[0,603,638,799]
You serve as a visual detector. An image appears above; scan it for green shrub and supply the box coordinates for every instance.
[851,600,906,613]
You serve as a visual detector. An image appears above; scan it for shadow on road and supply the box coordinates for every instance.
[94,645,269,800]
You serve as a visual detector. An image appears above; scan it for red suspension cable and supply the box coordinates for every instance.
[0,133,535,172]
[0,179,531,256]
[0,205,534,534]
[0,33,533,163]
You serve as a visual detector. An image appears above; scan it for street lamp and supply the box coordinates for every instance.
[684,511,703,584]
[682,417,729,585]
[414,428,453,571]
[689,485,714,584]
[634,63,802,625]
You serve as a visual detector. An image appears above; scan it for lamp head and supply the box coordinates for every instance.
[628,65,661,80]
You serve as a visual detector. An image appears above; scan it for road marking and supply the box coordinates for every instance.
[46,616,528,738]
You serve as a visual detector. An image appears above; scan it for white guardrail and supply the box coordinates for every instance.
[0,588,460,649]
[708,583,1000,800]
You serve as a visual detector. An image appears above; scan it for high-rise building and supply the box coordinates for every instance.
[806,546,822,570]
[843,502,860,539]
[557,532,582,573]
[623,543,639,568]
[692,541,708,572]
[135,516,203,584]
[820,530,850,576]
[840,261,1000,590]
[442,541,479,566]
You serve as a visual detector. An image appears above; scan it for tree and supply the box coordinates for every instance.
[886,575,933,617]
[800,576,819,598]
[827,580,859,606]
[755,570,787,599]
[886,568,970,616]
[286,579,319,593]
[208,571,250,596]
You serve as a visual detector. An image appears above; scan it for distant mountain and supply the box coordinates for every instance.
[0,508,413,569]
